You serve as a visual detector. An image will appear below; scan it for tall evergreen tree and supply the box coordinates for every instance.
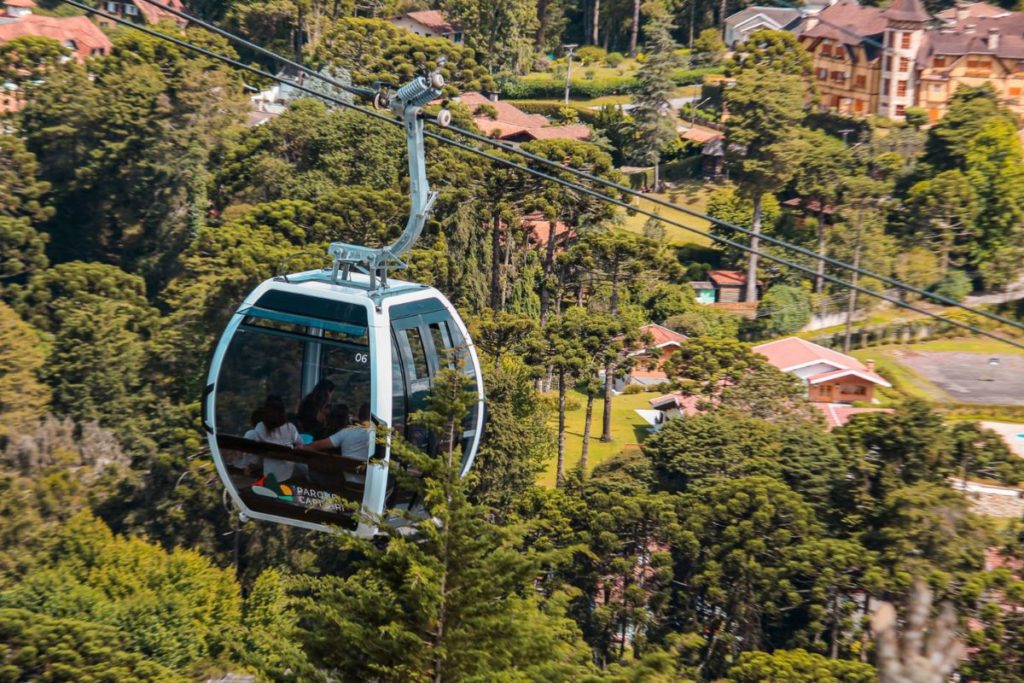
[628,1,679,189]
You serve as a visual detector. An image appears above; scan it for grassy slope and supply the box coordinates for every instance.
[618,185,712,246]
[539,389,657,487]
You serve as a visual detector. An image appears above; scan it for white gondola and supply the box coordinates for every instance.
[201,72,484,536]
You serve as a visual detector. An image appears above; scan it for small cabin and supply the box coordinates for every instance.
[709,269,760,303]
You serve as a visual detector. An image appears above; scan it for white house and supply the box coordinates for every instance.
[388,10,462,44]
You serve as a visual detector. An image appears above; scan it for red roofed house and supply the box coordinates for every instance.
[94,0,187,27]
[0,13,111,61]
[2,0,34,19]
[458,91,591,143]
[622,323,689,388]
[753,336,891,404]
[388,10,462,43]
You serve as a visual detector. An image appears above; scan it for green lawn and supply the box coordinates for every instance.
[539,388,658,487]
[619,185,712,246]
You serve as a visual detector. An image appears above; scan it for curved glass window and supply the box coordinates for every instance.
[213,300,371,528]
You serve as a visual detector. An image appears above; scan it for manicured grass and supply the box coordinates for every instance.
[848,348,949,403]
[906,337,1024,358]
[619,185,712,246]
[538,388,658,487]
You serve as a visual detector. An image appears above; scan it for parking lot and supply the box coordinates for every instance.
[892,351,1024,405]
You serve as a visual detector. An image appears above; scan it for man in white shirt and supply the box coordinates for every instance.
[310,403,372,485]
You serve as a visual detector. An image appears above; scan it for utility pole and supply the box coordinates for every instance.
[843,206,863,353]
[563,44,578,105]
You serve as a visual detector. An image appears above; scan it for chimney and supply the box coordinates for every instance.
[865,359,875,372]
[989,27,999,50]
[804,15,820,30]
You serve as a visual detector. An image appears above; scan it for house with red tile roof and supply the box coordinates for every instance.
[621,323,689,388]
[93,0,187,28]
[388,10,462,43]
[457,92,591,143]
[753,336,891,405]
[1,0,35,19]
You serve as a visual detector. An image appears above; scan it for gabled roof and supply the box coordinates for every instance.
[752,337,890,386]
[709,269,761,287]
[0,14,111,60]
[727,6,803,29]
[936,2,1007,22]
[799,0,887,46]
[3,0,36,8]
[640,323,689,348]
[807,368,892,387]
[883,0,930,23]
[649,393,704,416]
[403,10,457,34]
[458,92,590,142]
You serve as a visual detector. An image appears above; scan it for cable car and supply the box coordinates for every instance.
[201,72,484,537]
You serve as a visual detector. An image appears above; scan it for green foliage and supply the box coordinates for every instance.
[0,302,49,440]
[951,421,1024,485]
[0,607,184,682]
[728,648,877,682]
[626,1,680,172]
[0,216,48,282]
[903,169,979,274]
[0,512,242,671]
[0,134,53,224]
[12,262,157,444]
[605,51,625,67]
[756,284,812,336]
[707,184,781,264]
[664,306,741,338]
[0,35,69,84]
[931,269,972,303]
[577,46,608,65]
[730,29,814,79]
[893,246,942,296]
[312,17,495,90]
[498,66,721,99]
[692,28,725,62]
[298,369,594,681]
[903,106,928,129]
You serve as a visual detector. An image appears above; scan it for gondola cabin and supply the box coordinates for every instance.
[203,269,484,536]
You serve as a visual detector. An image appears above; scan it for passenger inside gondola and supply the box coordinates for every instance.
[296,379,336,443]
[245,394,306,481]
[310,403,372,486]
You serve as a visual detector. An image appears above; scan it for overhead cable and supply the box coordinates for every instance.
[56,0,1024,350]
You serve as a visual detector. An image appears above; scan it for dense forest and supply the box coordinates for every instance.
[2,0,1024,680]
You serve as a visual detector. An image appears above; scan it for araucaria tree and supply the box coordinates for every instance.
[724,68,806,303]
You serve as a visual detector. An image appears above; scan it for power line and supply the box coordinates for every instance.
[55,0,1024,351]
[132,0,1024,334]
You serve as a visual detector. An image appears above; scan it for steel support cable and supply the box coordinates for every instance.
[123,0,1024,334]
[58,0,1024,350]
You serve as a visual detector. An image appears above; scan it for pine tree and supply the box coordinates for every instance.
[628,1,679,189]
[298,369,594,682]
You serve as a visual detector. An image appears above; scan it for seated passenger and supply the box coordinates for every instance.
[310,403,372,486]
[245,394,305,481]
[297,379,336,442]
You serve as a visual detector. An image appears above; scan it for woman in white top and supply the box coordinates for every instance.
[244,394,305,481]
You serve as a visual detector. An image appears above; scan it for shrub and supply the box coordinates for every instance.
[473,103,498,120]
[584,68,596,80]
[931,269,973,302]
[499,67,722,99]
[665,308,741,339]
[576,45,607,65]
[904,106,928,129]
[605,51,625,67]
[755,284,812,337]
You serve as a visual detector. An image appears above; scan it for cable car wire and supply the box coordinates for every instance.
[128,0,1024,334]
[56,0,1024,350]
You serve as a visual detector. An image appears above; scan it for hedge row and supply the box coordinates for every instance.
[499,66,723,99]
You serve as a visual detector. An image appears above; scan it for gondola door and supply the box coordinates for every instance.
[391,315,438,454]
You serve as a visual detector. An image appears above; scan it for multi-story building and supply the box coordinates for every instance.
[752,0,1024,121]
[798,0,886,116]
[93,0,187,28]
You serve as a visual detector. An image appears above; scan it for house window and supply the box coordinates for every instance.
[831,70,843,82]
[899,57,909,72]
[105,1,117,11]
[885,55,893,71]
[883,78,890,93]
[855,74,867,89]
[821,44,832,56]
[895,104,906,116]
[901,32,912,49]
[854,99,864,112]
[817,68,827,81]
[841,384,868,395]
[1010,87,1022,98]
[897,80,907,96]
[124,3,137,14]
[933,55,947,68]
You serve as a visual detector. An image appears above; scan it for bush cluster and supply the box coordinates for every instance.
[500,66,723,99]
